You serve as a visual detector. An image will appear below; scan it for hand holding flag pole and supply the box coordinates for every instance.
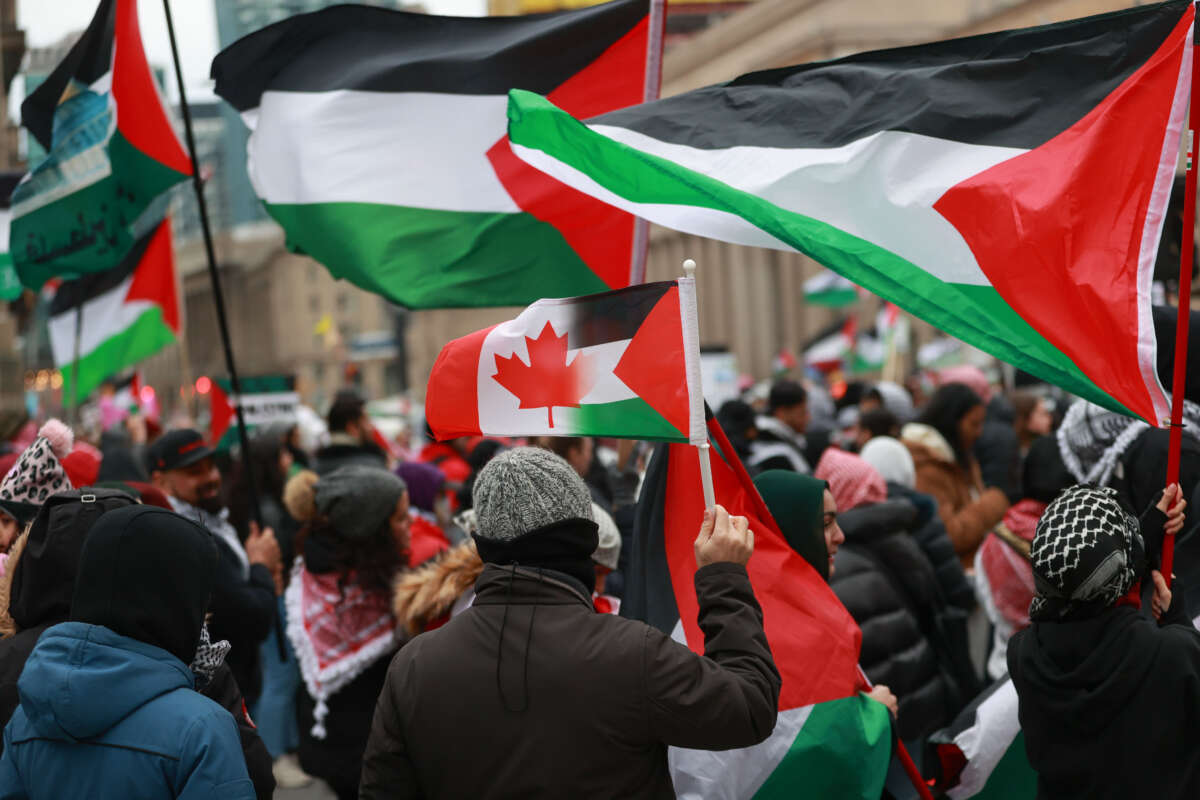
[1161,19,1200,585]
[682,258,717,510]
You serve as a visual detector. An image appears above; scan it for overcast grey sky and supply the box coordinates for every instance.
[16,0,487,100]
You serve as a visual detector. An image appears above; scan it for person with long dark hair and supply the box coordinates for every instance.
[902,383,1010,569]
[285,466,410,800]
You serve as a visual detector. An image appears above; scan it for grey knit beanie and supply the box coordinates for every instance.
[315,465,406,539]
[473,447,592,542]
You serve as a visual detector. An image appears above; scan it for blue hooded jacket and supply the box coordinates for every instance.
[0,623,254,799]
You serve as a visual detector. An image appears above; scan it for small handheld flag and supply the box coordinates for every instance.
[427,280,704,445]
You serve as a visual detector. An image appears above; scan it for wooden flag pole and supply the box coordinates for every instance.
[683,258,716,509]
[1161,19,1200,583]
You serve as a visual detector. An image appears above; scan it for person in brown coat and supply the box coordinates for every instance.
[359,447,780,799]
[902,383,1009,570]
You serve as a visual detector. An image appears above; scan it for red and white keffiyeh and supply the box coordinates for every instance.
[286,559,397,738]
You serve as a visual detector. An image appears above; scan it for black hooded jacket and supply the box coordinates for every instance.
[0,490,136,731]
[830,500,958,741]
[1008,601,1200,799]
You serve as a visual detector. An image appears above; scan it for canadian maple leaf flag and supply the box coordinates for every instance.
[427,280,705,444]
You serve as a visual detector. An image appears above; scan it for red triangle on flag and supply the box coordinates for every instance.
[209,382,234,446]
[124,218,180,335]
[112,0,191,176]
[486,16,649,291]
[613,285,691,438]
[934,9,1191,425]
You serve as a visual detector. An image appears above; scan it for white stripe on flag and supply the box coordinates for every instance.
[247,90,520,214]
[476,299,637,435]
[48,277,150,366]
[516,126,1028,287]
[947,678,1021,799]
[670,705,814,800]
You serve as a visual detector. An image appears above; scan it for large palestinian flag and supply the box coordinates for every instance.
[508,0,1195,425]
[48,217,180,399]
[210,0,658,310]
[427,280,704,444]
[627,418,891,798]
[12,0,191,291]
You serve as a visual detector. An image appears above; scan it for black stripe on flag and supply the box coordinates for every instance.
[593,0,1189,151]
[560,280,672,350]
[48,226,153,317]
[621,442,680,634]
[212,0,647,112]
[21,0,115,151]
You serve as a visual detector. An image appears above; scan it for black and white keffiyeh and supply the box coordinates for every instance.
[189,623,232,689]
[1057,398,1200,487]
[1029,485,1145,622]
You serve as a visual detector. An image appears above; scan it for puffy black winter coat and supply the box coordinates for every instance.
[886,483,976,612]
[831,500,957,741]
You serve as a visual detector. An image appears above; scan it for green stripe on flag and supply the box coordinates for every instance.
[13,132,187,289]
[575,397,687,442]
[754,696,891,800]
[264,202,610,310]
[61,306,175,400]
[971,731,1037,800]
[507,90,1134,418]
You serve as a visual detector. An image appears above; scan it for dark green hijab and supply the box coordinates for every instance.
[754,470,830,581]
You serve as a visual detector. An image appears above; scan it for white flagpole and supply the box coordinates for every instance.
[681,258,716,509]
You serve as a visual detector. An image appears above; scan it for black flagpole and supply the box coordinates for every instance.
[161,0,261,528]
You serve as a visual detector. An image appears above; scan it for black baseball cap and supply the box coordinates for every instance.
[146,429,216,474]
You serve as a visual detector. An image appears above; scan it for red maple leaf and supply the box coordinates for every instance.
[492,322,597,429]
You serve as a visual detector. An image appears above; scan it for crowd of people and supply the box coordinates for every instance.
[0,365,1193,798]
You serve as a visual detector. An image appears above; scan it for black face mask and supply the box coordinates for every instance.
[473,517,600,595]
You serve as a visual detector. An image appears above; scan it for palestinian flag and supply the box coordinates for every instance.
[427,280,704,444]
[210,0,659,310]
[931,677,1036,799]
[627,418,891,798]
[804,270,857,308]
[48,217,179,400]
[508,0,1195,425]
[11,0,191,291]
[804,317,856,372]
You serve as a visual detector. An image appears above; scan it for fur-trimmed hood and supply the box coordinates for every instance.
[901,423,956,465]
[392,540,483,636]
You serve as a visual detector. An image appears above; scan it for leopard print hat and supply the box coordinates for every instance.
[0,420,75,520]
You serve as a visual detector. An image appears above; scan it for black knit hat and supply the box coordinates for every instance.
[71,505,218,664]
